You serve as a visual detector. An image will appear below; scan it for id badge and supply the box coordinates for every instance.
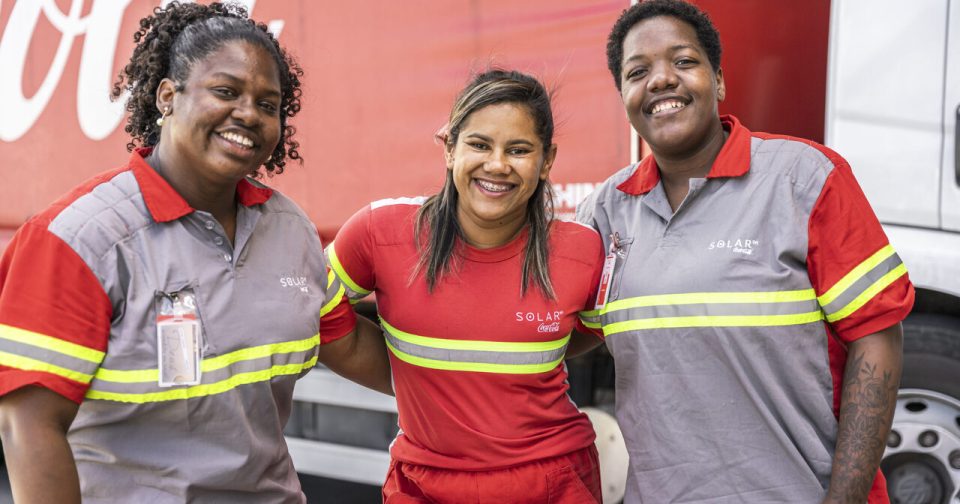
[156,290,202,387]
[594,252,617,310]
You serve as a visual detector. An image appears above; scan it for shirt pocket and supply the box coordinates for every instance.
[82,279,212,427]
[153,279,217,357]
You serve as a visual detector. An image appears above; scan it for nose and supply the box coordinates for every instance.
[646,61,678,93]
[484,149,510,174]
[231,97,259,126]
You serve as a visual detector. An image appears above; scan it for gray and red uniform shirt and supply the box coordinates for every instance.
[577,116,914,503]
[0,149,354,502]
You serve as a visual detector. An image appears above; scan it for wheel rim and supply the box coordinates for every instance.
[883,389,960,504]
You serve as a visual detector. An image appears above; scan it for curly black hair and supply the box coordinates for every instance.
[111,1,303,175]
[606,0,722,91]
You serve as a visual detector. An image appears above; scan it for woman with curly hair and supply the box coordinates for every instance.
[0,3,382,502]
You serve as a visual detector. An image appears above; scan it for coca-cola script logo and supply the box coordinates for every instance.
[536,322,561,333]
[0,0,283,142]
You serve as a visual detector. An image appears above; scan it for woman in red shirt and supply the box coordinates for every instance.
[316,69,607,503]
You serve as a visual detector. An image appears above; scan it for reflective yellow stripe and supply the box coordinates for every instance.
[385,339,562,374]
[327,243,371,296]
[0,324,104,363]
[0,350,93,384]
[818,245,896,306]
[320,265,342,315]
[320,284,345,317]
[603,311,824,336]
[85,357,317,403]
[95,334,320,383]
[580,309,600,318]
[825,264,908,323]
[580,320,602,330]
[381,318,569,352]
[202,335,317,372]
[602,289,817,314]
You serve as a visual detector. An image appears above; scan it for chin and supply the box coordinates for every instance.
[646,127,696,152]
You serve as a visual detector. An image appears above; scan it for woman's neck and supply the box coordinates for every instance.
[654,122,728,212]
[457,211,526,249]
[146,147,240,241]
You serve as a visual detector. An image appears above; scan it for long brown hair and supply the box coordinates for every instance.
[414,69,556,298]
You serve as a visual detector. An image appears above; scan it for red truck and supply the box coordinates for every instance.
[2,1,958,502]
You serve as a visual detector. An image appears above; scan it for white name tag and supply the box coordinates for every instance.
[157,319,202,387]
[594,252,617,310]
[156,290,203,387]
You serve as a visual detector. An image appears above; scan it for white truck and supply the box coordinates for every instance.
[827,1,960,502]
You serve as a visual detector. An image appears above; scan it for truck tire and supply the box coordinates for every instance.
[881,314,960,504]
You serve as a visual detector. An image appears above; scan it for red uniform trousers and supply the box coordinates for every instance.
[382,445,601,504]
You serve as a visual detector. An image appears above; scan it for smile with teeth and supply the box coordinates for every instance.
[475,179,515,193]
[219,131,255,148]
[649,100,686,115]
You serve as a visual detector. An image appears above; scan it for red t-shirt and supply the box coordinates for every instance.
[328,198,604,470]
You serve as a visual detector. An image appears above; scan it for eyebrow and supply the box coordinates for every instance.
[623,44,699,65]
[209,72,281,97]
[463,133,536,146]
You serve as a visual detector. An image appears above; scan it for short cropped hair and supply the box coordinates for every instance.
[606,0,722,91]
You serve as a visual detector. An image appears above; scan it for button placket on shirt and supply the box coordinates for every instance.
[657,178,706,247]
[196,215,234,265]
[231,205,261,268]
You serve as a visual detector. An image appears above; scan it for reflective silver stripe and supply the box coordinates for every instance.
[379,319,570,374]
[325,245,370,300]
[819,252,904,318]
[323,271,343,299]
[0,336,101,379]
[320,270,346,316]
[86,341,317,398]
[383,330,568,366]
[578,310,602,329]
[601,298,820,325]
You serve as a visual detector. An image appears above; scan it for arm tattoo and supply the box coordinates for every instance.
[827,351,898,502]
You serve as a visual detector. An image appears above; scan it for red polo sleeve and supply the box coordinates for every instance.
[327,205,377,300]
[574,226,605,339]
[0,222,111,403]
[807,155,914,342]
[320,205,377,344]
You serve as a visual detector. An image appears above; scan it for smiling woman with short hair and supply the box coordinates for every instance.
[578,1,916,502]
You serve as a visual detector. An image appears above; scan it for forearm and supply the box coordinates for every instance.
[566,330,602,359]
[316,316,394,396]
[824,324,903,503]
[0,387,81,504]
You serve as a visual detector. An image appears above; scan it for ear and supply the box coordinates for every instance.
[444,142,455,170]
[715,67,726,102]
[155,78,178,115]
[540,144,557,181]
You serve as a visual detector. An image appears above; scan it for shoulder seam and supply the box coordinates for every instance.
[370,196,427,210]
[752,131,846,167]
[555,218,600,236]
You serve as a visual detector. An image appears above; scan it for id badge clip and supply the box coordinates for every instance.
[156,290,202,387]
[594,232,622,310]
